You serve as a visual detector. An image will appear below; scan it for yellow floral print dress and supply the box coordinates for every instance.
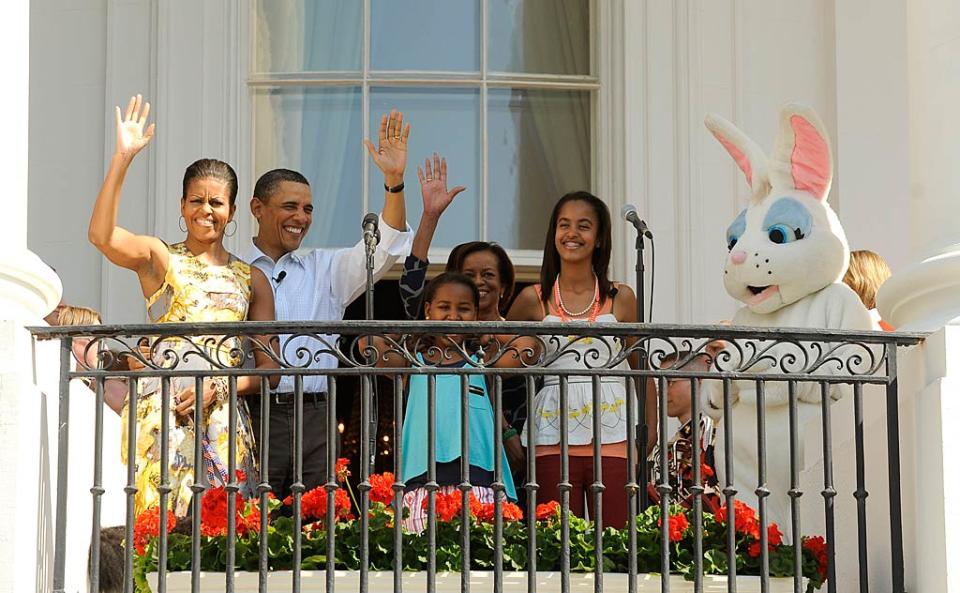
[122,242,259,517]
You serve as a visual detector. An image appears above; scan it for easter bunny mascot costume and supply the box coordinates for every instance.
[701,104,872,534]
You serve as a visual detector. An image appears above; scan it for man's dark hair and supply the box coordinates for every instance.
[253,169,310,203]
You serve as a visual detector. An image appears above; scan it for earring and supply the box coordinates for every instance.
[178,216,187,233]
[225,220,237,237]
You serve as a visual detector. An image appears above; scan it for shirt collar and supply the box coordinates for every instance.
[243,238,305,267]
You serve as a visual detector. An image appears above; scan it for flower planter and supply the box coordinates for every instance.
[147,570,805,592]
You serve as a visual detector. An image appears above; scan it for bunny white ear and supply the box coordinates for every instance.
[705,113,770,201]
[769,103,833,201]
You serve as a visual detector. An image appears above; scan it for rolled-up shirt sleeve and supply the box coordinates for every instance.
[330,214,414,305]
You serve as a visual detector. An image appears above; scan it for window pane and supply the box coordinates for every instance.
[255,0,362,72]
[371,0,480,72]
[488,0,590,75]
[253,87,363,248]
[369,88,480,248]
[487,89,591,249]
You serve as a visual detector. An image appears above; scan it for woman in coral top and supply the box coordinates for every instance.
[508,191,657,528]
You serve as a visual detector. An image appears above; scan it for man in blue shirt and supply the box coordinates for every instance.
[243,109,413,499]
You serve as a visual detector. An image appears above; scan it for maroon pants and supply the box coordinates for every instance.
[536,455,630,529]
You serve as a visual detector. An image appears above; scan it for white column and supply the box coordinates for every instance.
[0,2,65,593]
[877,0,960,331]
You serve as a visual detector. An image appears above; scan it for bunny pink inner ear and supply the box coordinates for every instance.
[711,130,754,186]
[789,115,831,199]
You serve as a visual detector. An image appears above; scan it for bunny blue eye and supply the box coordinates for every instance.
[767,224,801,244]
[726,209,747,251]
[762,197,812,246]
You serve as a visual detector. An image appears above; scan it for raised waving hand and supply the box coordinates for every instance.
[115,94,155,161]
[89,94,167,296]
[418,153,466,219]
[365,109,411,186]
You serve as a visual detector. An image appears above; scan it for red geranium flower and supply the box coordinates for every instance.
[289,485,353,524]
[335,458,351,483]
[535,501,561,522]
[713,500,760,539]
[422,491,463,522]
[803,535,829,581]
[658,512,689,543]
[200,486,243,537]
[747,523,785,558]
[472,500,524,523]
[132,506,176,555]
[368,472,396,506]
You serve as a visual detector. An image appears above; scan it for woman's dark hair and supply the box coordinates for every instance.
[540,191,613,305]
[445,241,516,313]
[182,159,239,206]
[423,272,480,310]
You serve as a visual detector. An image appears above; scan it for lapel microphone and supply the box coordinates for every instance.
[273,270,287,284]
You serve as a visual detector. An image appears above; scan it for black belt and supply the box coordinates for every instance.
[253,391,326,406]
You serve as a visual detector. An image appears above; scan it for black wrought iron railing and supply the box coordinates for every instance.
[31,321,924,593]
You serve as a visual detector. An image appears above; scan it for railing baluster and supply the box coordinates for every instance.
[722,377,737,593]
[123,377,139,593]
[392,374,404,593]
[853,382,869,593]
[885,344,906,593]
[360,373,373,593]
[257,376,271,593]
[493,374,505,593]
[327,376,338,593]
[756,380,770,593]
[292,375,304,593]
[625,376,638,593]
[461,374,472,592]
[820,381,837,593]
[590,375,603,593]
[787,381,802,593]
[191,376,206,593]
[690,377,703,593]
[656,375,670,593]
[525,375,538,593]
[559,375,571,593]
[89,376,105,593]
[427,374,438,593]
[158,377,172,593]
[226,375,238,593]
[53,337,72,593]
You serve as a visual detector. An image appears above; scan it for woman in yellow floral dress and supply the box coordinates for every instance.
[89,95,279,517]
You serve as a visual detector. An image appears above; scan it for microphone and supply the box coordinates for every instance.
[362,212,381,249]
[621,203,653,238]
[272,270,287,284]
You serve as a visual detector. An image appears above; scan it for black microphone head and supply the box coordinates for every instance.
[362,212,379,227]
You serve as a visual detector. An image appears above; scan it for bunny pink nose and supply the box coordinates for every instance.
[730,250,748,265]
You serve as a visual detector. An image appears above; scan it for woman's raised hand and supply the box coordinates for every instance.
[364,109,410,185]
[115,94,155,160]
[417,153,466,220]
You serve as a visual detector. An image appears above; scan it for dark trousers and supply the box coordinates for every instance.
[537,454,630,529]
[247,394,329,501]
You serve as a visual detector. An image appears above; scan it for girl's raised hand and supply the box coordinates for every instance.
[115,94,155,160]
[418,153,466,220]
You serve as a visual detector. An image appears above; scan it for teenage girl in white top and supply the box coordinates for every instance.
[508,191,657,528]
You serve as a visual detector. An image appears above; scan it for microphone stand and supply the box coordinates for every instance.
[363,227,380,476]
[633,225,651,512]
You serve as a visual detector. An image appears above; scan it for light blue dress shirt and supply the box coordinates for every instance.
[242,214,413,394]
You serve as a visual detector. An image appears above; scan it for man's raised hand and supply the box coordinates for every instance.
[364,109,410,185]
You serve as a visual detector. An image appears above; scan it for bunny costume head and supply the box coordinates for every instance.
[706,104,848,315]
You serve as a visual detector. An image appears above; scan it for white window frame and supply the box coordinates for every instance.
[242,0,616,270]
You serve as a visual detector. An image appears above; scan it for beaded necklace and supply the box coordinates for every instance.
[553,275,601,322]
